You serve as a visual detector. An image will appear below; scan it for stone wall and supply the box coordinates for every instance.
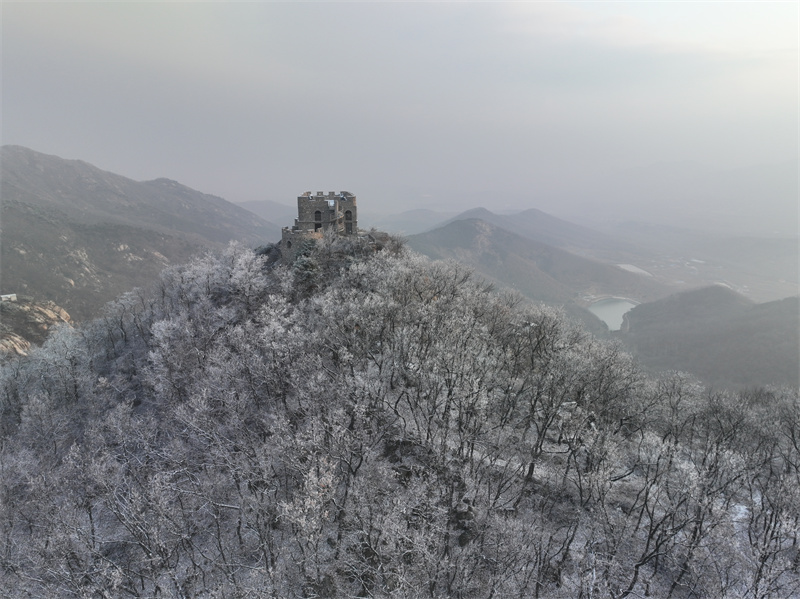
[281,191,358,264]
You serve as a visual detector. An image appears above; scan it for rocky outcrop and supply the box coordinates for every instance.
[0,296,71,357]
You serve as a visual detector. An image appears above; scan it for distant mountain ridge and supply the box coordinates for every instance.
[407,218,670,307]
[1,146,281,321]
[367,208,457,235]
[2,145,280,243]
[439,206,654,264]
[234,199,298,230]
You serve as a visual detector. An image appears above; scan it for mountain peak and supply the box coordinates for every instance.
[1,146,281,321]
[452,207,496,219]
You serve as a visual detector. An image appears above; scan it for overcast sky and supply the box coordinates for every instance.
[2,2,797,231]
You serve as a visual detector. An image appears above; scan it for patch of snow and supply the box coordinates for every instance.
[616,264,653,277]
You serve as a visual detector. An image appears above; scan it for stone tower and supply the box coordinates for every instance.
[281,191,358,263]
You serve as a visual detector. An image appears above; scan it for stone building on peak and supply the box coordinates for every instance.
[280,191,358,263]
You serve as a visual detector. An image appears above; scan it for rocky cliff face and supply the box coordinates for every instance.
[0,296,71,357]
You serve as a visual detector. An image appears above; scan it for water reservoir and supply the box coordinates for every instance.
[588,298,637,331]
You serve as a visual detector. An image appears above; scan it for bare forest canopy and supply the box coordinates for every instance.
[1,234,799,598]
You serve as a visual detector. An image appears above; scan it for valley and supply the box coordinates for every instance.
[2,145,797,390]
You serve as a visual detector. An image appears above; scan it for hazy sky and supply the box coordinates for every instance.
[2,2,797,229]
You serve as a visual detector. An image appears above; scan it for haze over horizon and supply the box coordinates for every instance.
[2,2,797,235]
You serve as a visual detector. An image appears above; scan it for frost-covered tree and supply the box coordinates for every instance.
[0,237,798,598]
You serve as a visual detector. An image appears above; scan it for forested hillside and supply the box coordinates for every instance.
[619,286,799,389]
[0,145,280,321]
[1,235,798,598]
